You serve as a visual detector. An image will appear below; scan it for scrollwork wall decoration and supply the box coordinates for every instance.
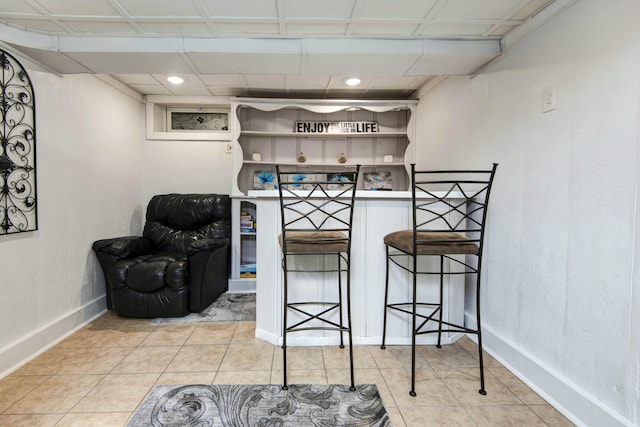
[0,49,37,235]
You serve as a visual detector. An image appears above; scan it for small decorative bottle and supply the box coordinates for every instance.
[296,152,306,163]
[337,153,347,163]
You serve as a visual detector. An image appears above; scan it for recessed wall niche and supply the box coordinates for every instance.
[0,49,37,235]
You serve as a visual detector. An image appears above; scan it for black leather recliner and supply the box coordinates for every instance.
[92,193,231,318]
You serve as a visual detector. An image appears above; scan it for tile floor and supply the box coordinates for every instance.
[0,313,575,426]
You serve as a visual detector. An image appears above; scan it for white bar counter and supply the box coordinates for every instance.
[246,190,466,347]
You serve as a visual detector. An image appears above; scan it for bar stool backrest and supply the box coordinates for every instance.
[411,163,498,257]
[276,165,360,255]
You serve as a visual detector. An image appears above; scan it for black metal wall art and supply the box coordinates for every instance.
[0,49,37,235]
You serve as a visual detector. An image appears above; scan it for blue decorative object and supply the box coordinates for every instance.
[253,171,278,190]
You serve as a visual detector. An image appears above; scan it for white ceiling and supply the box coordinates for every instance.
[0,0,574,99]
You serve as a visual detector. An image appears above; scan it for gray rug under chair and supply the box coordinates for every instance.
[152,292,256,324]
[127,383,391,426]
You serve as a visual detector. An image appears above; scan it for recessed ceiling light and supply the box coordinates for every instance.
[344,77,361,87]
[167,76,184,85]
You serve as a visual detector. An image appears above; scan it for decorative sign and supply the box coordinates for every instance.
[295,121,378,134]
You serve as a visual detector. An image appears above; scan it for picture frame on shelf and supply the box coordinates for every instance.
[253,171,277,190]
[166,108,229,132]
[326,172,356,190]
[290,173,315,190]
[364,172,392,191]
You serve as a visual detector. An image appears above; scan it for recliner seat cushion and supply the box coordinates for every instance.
[108,254,188,293]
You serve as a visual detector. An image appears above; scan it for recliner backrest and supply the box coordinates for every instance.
[143,193,231,254]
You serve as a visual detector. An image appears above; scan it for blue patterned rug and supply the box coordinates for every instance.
[127,384,390,426]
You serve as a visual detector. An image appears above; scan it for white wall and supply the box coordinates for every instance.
[0,72,145,376]
[141,136,233,204]
[415,0,640,425]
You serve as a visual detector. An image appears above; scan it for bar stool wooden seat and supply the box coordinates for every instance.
[276,165,360,391]
[381,163,498,396]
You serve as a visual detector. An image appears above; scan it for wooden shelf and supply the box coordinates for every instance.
[240,131,406,138]
[242,160,405,167]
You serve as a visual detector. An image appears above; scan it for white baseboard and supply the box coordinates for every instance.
[0,296,107,379]
[466,313,633,427]
[228,278,256,293]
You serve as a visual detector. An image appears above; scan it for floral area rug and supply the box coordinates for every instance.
[151,292,256,324]
[127,384,391,426]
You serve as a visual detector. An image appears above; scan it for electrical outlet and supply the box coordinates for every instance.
[543,87,556,113]
[225,143,232,153]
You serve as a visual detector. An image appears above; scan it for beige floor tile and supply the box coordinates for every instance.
[272,346,325,370]
[326,368,396,409]
[370,345,429,369]
[57,347,131,375]
[528,404,576,426]
[230,321,258,344]
[6,374,103,414]
[385,406,407,427]
[111,345,181,374]
[156,371,216,385]
[271,369,328,385]
[186,323,237,345]
[417,341,479,369]
[55,412,131,427]
[0,375,50,412]
[465,404,547,426]
[400,406,476,427]
[11,347,83,376]
[457,336,501,368]
[139,325,195,346]
[93,329,151,347]
[71,373,158,412]
[0,413,63,427]
[381,367,459,408]
[166,344,227,372]
[489,366,548,405]
[219,342,274,371]
[438,367,521,405]
[213,370,272,384]
[56,329,106,348]
[322,345,377,369]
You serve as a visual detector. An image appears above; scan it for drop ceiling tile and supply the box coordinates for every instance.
[205,86,248,96]
[418,23,495,37]
[0,1,41,13]
[200,0,278,18]
[351,23,420,36]
[137,22,211,34]
[512,0,553,20]
[244,74,285,89]
[128,84,172,95]
[212,22,280,35]
[368,75,425,89]
[435,0,519,20]
[3,18,67,33]
[199,74,246,86]
[285,23,348,36]
[359,0,438,19]
[32,0,121,16]
[112,74,158,84]
[117,0,202,17]
[285,75,330,90]
[61,21,137,34]
[284,0,356,18]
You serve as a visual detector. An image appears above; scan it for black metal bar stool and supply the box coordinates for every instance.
[276,165,360,391]
[381,163,498,396]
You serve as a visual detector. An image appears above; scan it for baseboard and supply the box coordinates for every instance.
[466,312,632,427]
[0,296,107,379]
[228,278,256,293]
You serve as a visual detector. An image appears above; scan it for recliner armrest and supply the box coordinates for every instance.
[186,237,230,256]
[92,236,155,259]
